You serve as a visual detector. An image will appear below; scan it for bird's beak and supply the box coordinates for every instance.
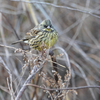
[47,26,50,29]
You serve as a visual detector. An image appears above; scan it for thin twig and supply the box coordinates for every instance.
[26,83,100,91]
[15,61,46,100]
[70,60,96,100]
[11,0,100,19]
[1,13,24,49]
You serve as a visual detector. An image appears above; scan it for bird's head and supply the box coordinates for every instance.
[39,19,54,32]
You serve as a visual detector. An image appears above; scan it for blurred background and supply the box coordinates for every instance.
[0,0,100,100]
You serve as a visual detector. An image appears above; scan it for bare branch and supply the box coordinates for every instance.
[15,61,46,100]
[26,84,100,91]
[11,0,100,19]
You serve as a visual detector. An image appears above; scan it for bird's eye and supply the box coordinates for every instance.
[44,25,47,28]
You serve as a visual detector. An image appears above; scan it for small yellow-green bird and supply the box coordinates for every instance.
[12,19,58,51]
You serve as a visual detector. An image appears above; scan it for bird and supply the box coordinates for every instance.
[12,19,58,51]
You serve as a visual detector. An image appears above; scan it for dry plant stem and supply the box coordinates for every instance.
[0,57,15,99]
[50,0,57,17]
[12,0,100,19]
[0,44,17,50]
[60,4,100,38]
[7,75,15,100]
[1,13,23,49]
[66,0,90,51]
[0,44,37,57]
[26,0,38,25]
[15,61,45,100]
[49,51,59,99]
[0,13,9,61]
[61,36,100,70]
[0,85,9,94]
[0,8,24,15]
[31,74,40,99]
[71,60,96,100]
[49,51,58,83]
[84,26,100,49]
[71,70,76,100]
[59,19,80,37]
[26,84,100,91]
[52,47,71,100]
[52,47,71,87]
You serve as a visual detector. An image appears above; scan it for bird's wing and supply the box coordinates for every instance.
[25,24,41,37]
[12,26,41,45]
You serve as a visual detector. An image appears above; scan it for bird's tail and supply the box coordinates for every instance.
[12,40,23,45]
[12,38,29,45]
